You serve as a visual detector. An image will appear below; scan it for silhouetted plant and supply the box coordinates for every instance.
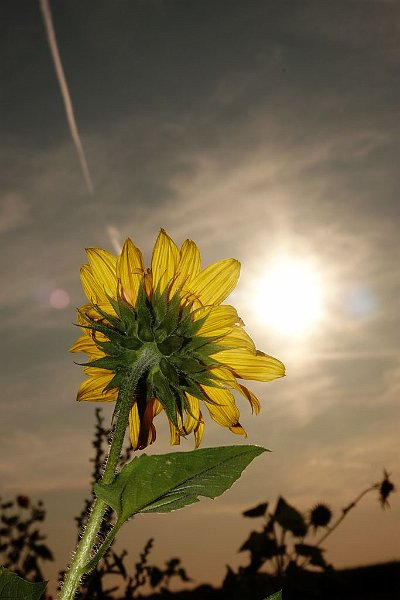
[0,495,53,583]
[224,470,396,599]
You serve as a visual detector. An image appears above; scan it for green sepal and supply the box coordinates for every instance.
[0,567,47,600]
[120,336,143,350]
[91,303,124,332]
[184,334,219,352]
[188,369,221,387]
[95,340,122,355]
[135,284,153,327]
[84,355,126,371]
[157,335,183,356]
[181,378,211,404]
[149,368,179,427]
[77,314,124,345]
[138,319,154,342]
[175,308,206,338]
[178,387,199,422]
[194,341,225,357]
[103,371,126,392]
[159,357,179,387]
[154,291,181,338]
[117,298,138,336]
[169,354,206,374]
[94,445,267,522]
[104,290,123,318]
[151,284,170,324]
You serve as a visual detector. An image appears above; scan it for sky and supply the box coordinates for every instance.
[1,0,399,594]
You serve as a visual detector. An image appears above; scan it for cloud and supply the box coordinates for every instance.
[0,192,30,233]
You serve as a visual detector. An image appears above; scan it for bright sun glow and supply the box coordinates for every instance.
[251,258,324,336]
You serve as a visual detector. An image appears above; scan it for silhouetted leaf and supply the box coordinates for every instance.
[0,567,47,599]
[178,567,191,582]
[274,497,307,537]
[243,502,268,518]
[31,545,53,561]
[95,445,267,523]
[295,543,326,567]
[111,551,127,578]
[239,531,281,559]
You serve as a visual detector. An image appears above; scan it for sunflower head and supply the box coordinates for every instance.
[309,503,332,530]
[71,229,285,449]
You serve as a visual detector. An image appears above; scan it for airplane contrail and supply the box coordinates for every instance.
[39,0,94,194]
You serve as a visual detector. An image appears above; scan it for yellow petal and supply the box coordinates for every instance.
[77,303,116,330]
[238,384,261,414]
[128,401,157,450]
[209,366,261,414]
[116,238,144,306]
[214,349,285,381]
[194,418,204,448]
[168,421,181,445]
[170,239,201,297]
[153,398,164,416]
[218,326,256,354]
[80,265,105,304]
[151,229,179,293]
[196,305,242,335]
[69,335,103,359]
[82,366,111,377]
[129,403,140,449]
[187,259,240,307]
[201,385,240,427]
[77,373,117,402]
[183,393,201,434]
[85,248,118,300]
[144,270,153,297]
[229,423,247,437]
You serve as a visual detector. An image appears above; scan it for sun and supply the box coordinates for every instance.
[250,258,324,336]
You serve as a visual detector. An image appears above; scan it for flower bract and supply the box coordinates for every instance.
[71,229,285,449]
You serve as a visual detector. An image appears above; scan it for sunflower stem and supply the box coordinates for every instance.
[82,517,124,573]
[59,347,158,600]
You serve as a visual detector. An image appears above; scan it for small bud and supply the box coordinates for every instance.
[16,495,30,509]
[379,469,395,509]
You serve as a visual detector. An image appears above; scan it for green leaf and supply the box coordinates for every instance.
[95,445,267,523]
[263,592,282,600]
[0,567,47,600]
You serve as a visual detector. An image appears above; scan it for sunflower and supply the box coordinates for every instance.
[70,229,285,449]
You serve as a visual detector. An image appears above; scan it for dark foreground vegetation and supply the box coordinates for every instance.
[1,410,397,599]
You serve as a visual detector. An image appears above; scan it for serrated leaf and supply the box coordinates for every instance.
[95,445,267,523]
[0,567,47,600]
[263,592,282,600]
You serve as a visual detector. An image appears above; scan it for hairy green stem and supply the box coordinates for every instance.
[82,518,124,573]
[59,347,158,600]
